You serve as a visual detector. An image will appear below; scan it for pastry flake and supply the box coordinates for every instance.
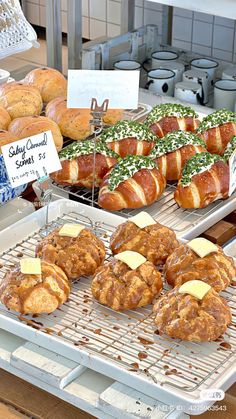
[129,211,156,229]
[187,238,218,258]
[179,280,211,300]
[114,251,146,270]
[20,258,41,275]
[59,223,85,238]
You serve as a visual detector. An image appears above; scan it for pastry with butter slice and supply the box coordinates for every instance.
[179,280,211,300]
[59,223,85,238]
[187,238,218,258]
[114,251,146,270]
[20,258,41,275]
[129,211,156,229]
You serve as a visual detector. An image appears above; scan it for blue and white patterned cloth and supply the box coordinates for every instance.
[0,155,27,204]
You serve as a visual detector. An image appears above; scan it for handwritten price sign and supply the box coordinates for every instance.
[1,130,61,188]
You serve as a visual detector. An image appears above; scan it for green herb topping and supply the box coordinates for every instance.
[223,136,236,162]
[100,120,157,143]
[145,103,198,125]
[148,131,205,158]
[59,139,118,161]
[197,109,236,134]
[180,152,224,187]
[108,155,157,191]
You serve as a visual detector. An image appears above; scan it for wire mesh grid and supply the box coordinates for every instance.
[0,210,235,395]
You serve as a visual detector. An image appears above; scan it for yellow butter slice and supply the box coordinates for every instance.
[187,238,218,258]
[59,223,85,238]
[20,258,41,275]
[179,280,211,300]
[114,251,147,270]
[129,211,156,229]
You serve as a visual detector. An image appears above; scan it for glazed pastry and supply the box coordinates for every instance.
[99,120,157,157]
[0,82,43,119]
[0,261,70,314]
[51,140,118,188]
[0,106,11,130]
[24,67,67,103]
[164,243,235,292]
[98,155,166,211]
[0,130,19,153]
[197,109,236,155]
[148,131,206,180]
[145,103,199,138]
[8,116,63,152]
[36,227,106,280]
[153,283,231,342]
[92,258,162,311]
[174,152,229,208]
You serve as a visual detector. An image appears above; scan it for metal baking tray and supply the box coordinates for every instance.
[0,199,235,415]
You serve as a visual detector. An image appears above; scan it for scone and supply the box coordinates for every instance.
[0,82,43,119]
[164,243,235,292]
[0,130,19,153]
[153,283,231,342]
[0,261,70,314]
[0,106,11,130]
[24,67,67,103]
[92,258,162,311]
[36,227,106,280]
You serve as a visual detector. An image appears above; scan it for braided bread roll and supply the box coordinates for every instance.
[98,155,166,211]
[197,109,236,155]
[174,152,229,208]
[149,131,206,181]
[51,140,118,188]
[100,120,157,157]
[0,82,43,119]
[0,106,11,130]
[145,103,199,138]
[24,67,67,103]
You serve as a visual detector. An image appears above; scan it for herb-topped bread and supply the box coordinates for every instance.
[223,136,236,162]
[145,103,199,138]
[98,155,166,211]
[148,131,206,180]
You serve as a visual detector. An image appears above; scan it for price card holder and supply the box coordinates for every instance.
[229,148,236,196]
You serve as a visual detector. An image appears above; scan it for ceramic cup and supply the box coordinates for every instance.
[0,69,10,85]
[174,81,202,105]
[113,60,141,70]
[151,50,179,69]
[222,66,236,80]
[183,69,209,104]
[214,79,236,111]
[158,61,185,85]
[145,68,175,97]
[190,58,219,92]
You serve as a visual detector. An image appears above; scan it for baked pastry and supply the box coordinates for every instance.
[0,261,70,314]
[223,135,236,162]
[24,67,67,103]
[51,139,118,188]
[0,106,11,130]
[0,82,43,119]
[174,152,229,208]
[100,120,157,157]
[91,257,162,311]
[145,103,199,138]
[197,109,236,155]
[8,116,63,152]
[164,243,235,292]
[0,130,19,153]
[36,227,106,280]
[148,131,206,181]
[103,109,124,125]
[98,155,166,211]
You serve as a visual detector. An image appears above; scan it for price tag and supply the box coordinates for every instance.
[1,130,61,188]
[229,148,236,196]
[67,69,139,109]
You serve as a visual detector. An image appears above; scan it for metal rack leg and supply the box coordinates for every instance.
[162,5,173,45]
[46,0,62,71]
[67,0,82,69]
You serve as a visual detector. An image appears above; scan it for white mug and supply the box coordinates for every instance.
[183,69,209,104]
[191,58,218,92]
[113,60,141,70]
[174,81,202,105]
[145,68,175,97]
[158,61,185,84]
[214,79,236,111]
[222,66,236,80]
[151,50,179,69]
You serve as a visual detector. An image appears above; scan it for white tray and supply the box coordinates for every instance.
[0,199,235,415]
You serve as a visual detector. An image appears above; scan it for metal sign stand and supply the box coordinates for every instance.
[37,173,53,228]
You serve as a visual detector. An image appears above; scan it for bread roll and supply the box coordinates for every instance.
[103,109,123,125]
[0,82,43,119]
[24,67,67,103]
[0,130,19,153]
[8,116,63,152]
[223,136,236,162]
[0,106,11,130]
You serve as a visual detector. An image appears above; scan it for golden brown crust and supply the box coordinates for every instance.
[174,160,229,208]
[110,221,179,265]
[103,109,123,125]
[92,259,162,311]
[36,227,106,280]
[107,138,155,158]
[153,287,231,342]
[199,122,236,155]
[0,130,19,153]
[164,243,235,292]
[0,261,70,314]
[149,116,199,138]
[0,82,43,119]
[24,67,67,103]
[0,106,11,130]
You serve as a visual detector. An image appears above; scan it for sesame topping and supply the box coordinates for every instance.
[145,103,198,125]
[100,120,157,143]
[149,131,205,158]
[197,109,236,134]
[59,139,118,161]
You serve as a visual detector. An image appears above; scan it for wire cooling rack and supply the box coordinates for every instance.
[0,210,235,403]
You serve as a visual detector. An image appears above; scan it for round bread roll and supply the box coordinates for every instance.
[103,109,124,125]
[0,82,43,119]
[0,130,19,153]
[92,258,162,311]
[153,286,231,342]
[8,116,63,152]
[0,106,11,130]
[24,67,67,103]
[36,227,106,280]
[0,261,70,314]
